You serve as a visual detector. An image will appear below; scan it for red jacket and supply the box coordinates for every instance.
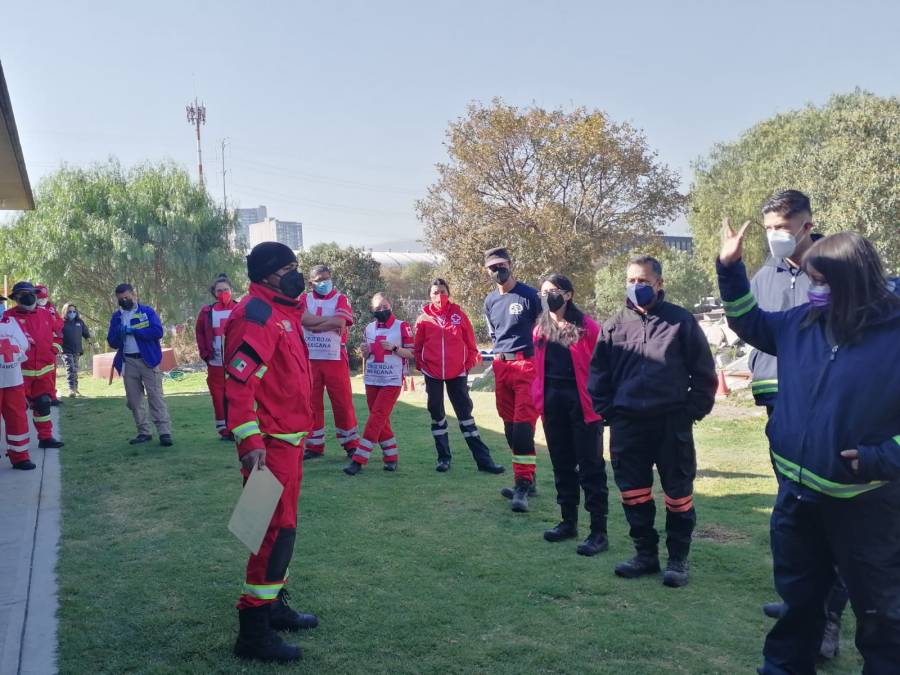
[531,315,602,424]
[9,306,61,377]
[414,301,478,380]
[195,299,238,362]
[224,283,313,457]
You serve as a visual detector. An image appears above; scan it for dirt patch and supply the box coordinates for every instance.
[694,523,751,543]
[707,397,766,420]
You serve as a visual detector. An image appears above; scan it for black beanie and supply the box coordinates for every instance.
[246,242,298,282]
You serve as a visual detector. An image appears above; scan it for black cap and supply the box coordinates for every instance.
[246,242,298,282]
[483,246,511,267]
[10,281,35,298]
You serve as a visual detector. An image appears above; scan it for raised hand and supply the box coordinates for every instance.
[719,218,753,267]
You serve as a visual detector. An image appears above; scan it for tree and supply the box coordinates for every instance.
[417,99,686,315]
[690,91,900,281]
[296,242,382,357]
[594,245,715,321]
[0,160,243,334]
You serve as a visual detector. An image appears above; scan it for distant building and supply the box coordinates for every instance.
[663,235,693,253]
[248,217,303,251]
[233,205,268,245]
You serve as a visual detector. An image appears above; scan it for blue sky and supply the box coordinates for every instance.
[3,0,899,247]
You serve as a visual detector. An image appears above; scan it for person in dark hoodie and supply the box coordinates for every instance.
[414,279,504,474]
[718,224,900,675]
[751,190,847,659]
[588,255,717,588]
[60,303,91,397]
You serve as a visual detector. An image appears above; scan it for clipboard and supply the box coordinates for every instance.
[228,464,284,555]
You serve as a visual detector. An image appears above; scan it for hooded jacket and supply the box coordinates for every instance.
[414,301,478,380]
[718,258,900,500]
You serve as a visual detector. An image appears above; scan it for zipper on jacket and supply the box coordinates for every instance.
[441,323,446,380]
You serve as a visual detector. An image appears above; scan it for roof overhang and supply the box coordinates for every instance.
[0,61,33,210]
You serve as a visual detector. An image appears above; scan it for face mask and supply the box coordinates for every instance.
[0,305,4,320]
[433,294,449,310]
[118,298,135,311]
[767,230,797,259]
[543,291,566,312]
[277,270,305,299]
[216,290,232,305]
[490,267,510,284]
[37,298,48,307]
[808,283,831,308]
[313,280,333,296]
[373,309,392,323]
[67,311,77,320]
[18,292,37,309]
[626,283,656,308]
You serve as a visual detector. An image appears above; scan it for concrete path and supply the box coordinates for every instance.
[0,408,61,675]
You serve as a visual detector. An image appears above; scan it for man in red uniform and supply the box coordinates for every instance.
[299,264,360,460]
[225,242,318,663]
[0,295,35,470]
[195,273,238,440]
[9,282,64,449]
[35,284,63,406]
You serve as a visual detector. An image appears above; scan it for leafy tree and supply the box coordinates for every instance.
[594,245,715,321]
[690,91,900,280]
[0,160,242,335]
[417,99,686,315]
[296,242,382,357]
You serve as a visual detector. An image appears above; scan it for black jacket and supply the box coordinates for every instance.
[588,297,717,421]
[62,317,91,355]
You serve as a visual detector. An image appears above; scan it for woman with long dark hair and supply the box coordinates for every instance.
[532,273,610,556]
[718,224,900,674]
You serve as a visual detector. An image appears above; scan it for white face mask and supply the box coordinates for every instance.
[767,230,797,259]
[37,298,48,307]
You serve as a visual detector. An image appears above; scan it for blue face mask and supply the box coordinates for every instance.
[67,311,77,320]
[626,282,656,308]
[313,279,333,295]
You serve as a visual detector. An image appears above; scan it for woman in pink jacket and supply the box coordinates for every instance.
[532,273,609,556]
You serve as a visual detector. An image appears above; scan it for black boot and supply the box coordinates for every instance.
[510,479,532,513]
[12,460,37,471]
[614,553,660,579]
[578,514,609,556]
[662,558,690,588]
[762,602,786,619]
[501,483,537,499]
[544,505,578,541]
[343,461,362,476]
[38,438,64,448]
[233,605,302,662]
[477,461,505,474]
[270,589,319,631]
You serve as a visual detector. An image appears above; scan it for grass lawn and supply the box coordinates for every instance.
[57,372,862,674]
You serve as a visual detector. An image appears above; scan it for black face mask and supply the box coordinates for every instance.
[373,309,392,323]
[490,267,511,284]
[543,291,566,312]
[18,292,36,307]
[277,270,305,299]
[118,298,135,311]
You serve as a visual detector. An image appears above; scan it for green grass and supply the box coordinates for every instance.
[56,372,862,674]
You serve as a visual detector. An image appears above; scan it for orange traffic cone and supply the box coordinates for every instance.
[715,369,731,397]
[402,376,408,392]
[409,376,416,392]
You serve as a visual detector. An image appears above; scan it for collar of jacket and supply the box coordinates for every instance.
[248,282,303,312]
[422,301,456,320]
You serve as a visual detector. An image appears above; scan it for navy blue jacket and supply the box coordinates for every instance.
[718,259,900,500]
[747,234,823,405]
[106,303,165,372]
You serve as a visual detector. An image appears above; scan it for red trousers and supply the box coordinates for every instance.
[24,373,55,441]
[493,357,538,482]
[206,365,228,437]
[351,385,401,465]
[305,355,360,454]
[1,385,31,465]
[237,438,303,610]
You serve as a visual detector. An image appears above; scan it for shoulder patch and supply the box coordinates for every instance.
[245,298,272,325]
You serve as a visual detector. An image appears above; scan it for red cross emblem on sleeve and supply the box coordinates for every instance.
[0,337,21,363]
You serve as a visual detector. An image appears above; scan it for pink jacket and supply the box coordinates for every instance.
[531,315,602,424]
